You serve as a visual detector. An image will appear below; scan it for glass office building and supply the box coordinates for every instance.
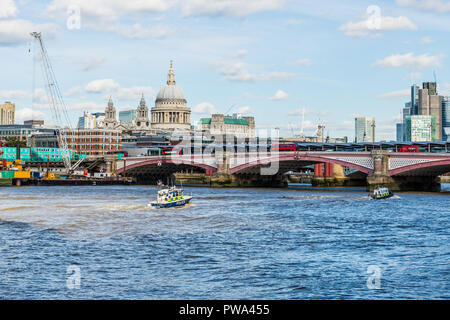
[405,115,436,142]
[396,123,405,142]
[443,97,450,141]
[354,117,375,142]
[119,110,137,123]
[410,84,419,115]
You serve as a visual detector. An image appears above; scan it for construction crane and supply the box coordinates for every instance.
[31,32,80,174]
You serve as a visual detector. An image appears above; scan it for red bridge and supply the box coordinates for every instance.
[113,151,450,191]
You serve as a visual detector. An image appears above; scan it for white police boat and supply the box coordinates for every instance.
[149,185,193,208]
[370,187,394,200]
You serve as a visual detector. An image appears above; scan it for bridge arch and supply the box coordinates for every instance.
[390,159,450,176]
[116,157,217,175]
[230,154,373,175]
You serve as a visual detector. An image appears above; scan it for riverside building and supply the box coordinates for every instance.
[197,113,255,138]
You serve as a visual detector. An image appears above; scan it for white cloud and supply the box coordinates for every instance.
[82,79,154,101]
[46,0,174,23]
[292,58,312,66]
[340,15,417,38]
[216,61,256,81]
[0,89,28,100]
[181,0,286,18]
[192,102,218,114]
[15,108,46,123]
[378,89,410,99]
[268,90,288,101]
[419,36,435,44]
[396,0,450,14]
[45,0,175,38]
[373,53,444,69]
[85,79,120,93]
[112,86,154,100]
[32,88,49,105]
[0,19,58,45]
[0,0,18,18]
[235,105,252,114]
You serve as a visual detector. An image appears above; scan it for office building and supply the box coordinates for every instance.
[411,84,420,115]
[423,82,437,95]
[0,124,56,146]
[62,129,122,156]
[119,109,137,124]
[396,123,405,142]
[443,97,450,141]
[78,111,98,129]
[418,82,443,140]
[405,115,436,142]
[402,103,412,141]
[0,101,15,125]
[354,117,375,142]
[24,120,44,127]
[198,113,255,138]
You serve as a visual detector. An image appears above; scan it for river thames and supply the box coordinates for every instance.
[0,185,449,299]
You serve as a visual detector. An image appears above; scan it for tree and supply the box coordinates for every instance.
[4,137,27,148]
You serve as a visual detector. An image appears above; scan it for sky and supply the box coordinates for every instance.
[0,0,449,141]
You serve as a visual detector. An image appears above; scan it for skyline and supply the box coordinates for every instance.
[0,0,450,140]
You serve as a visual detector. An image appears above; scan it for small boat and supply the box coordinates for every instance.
[149,185,192,208]
[370,187,394,200]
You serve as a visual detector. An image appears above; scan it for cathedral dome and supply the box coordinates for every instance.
[155,60,186,103]
[156,84,186,102]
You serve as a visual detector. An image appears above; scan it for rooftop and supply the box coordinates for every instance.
[199,117,249,125]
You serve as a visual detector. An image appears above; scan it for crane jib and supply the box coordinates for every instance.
[31,32,73,173]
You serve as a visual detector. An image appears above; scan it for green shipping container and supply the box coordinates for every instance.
[1,171,15,179]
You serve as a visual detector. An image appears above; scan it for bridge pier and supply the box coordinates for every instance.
[312,164,363,187]
[366,150,441,191]
[366,150,394,191]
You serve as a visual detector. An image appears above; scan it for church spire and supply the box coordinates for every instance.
[167,60,176,85]
[108,95,114,108]
[140,93,146,107]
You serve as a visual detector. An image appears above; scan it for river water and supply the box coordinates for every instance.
[0,184,449,299]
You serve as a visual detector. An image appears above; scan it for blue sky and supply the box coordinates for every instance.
[0,0,449,140]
